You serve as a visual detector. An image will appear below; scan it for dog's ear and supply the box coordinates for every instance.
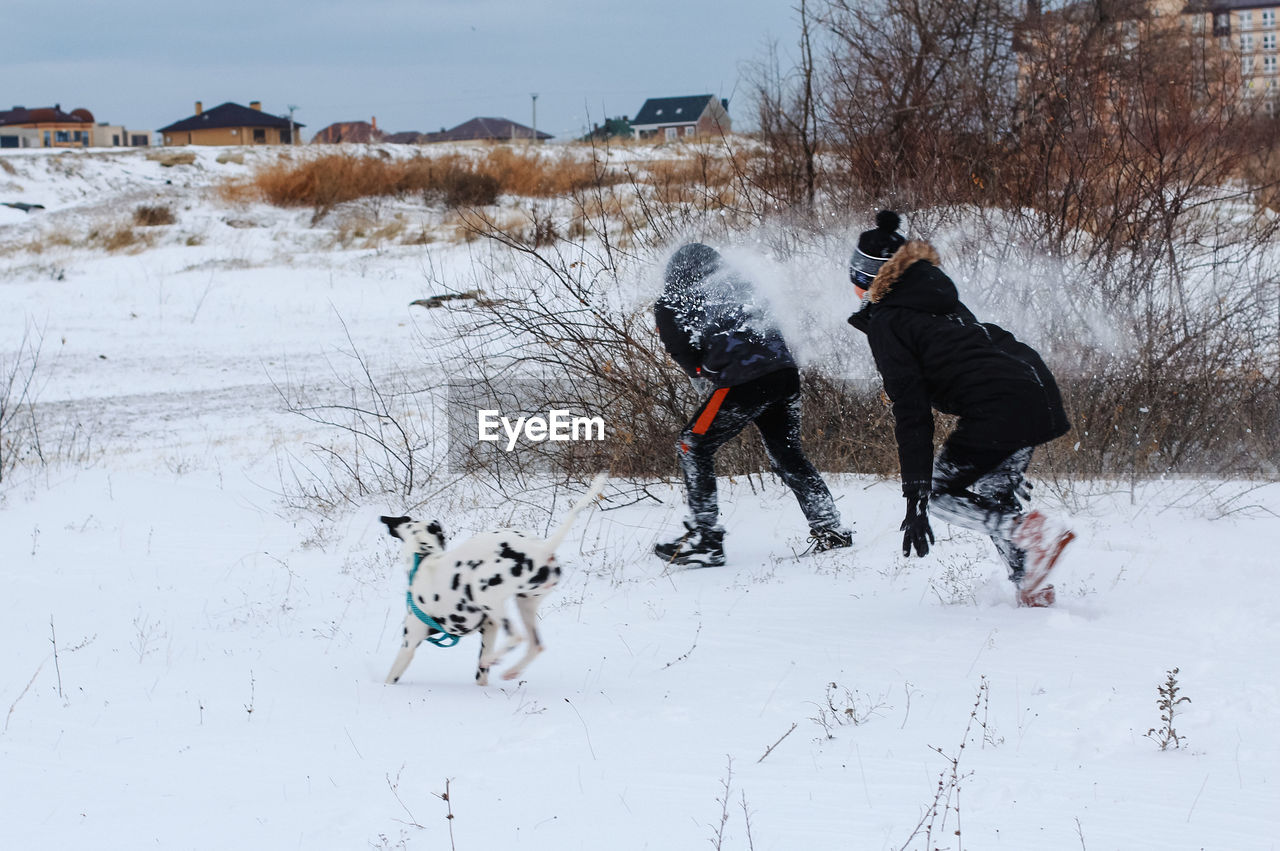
[426,521,446,550]
[380,515,411,539]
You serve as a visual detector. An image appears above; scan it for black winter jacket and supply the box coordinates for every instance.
[848,241,1070,489]
[655,244,795,387]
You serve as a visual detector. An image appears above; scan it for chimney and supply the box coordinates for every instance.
[195,101,203,115]
[371,116,378,132]
[250,101,262,111]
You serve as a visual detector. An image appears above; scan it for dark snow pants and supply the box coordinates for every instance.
[677,368,841,533]
[929,443,1034,581]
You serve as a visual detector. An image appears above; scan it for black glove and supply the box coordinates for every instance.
[900,485,935,558]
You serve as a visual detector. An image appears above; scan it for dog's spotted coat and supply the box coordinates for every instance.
[381,473,606,685]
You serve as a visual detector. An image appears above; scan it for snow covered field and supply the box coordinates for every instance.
[2,147,1278,850]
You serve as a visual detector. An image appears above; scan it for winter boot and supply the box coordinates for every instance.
[801,525,854,556]
[1011,510,1074,608]
[654,521,725,568]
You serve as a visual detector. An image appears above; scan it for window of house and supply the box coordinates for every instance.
[1266,32,1277,50]
[279,129,291,144]
[44,131,51,146]
[1266,55,1278,73]
[1241,10,1254,28]
[230,129,238,136]
[664,127,677,141]
[55,130,69,142]
[1244,55,1255,76]
[253,128,266,143]
[1243,32,1254,52]
[684,126,695,136]
[1266,9,1277,27]
[1216,12,1231,35]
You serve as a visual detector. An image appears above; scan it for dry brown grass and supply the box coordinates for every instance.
[133,204,176,226]
[476,146,618,197]
[328,210,420,249]
[220,152,493,220]
[88,226,150,253]
[4,229,76,256]
[147,151,197,167]
[218,146,632,223]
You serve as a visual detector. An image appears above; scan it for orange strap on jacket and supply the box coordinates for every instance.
[691,387,730,436]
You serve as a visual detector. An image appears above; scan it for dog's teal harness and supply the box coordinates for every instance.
[406,553,461,648]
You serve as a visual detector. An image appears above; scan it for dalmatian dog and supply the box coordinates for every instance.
[380,472,607,685]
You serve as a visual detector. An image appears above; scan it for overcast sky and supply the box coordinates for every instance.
[8,0,801,141]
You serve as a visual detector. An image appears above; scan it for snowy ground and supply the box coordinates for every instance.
[2,148,1279,850]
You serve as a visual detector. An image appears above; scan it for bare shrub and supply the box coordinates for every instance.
[273,319,439,512]
[817,0,1018,211]
[809,681,890,739]
[897,677,990,851]
[1,326,92,489]
[1145,667,1191,751]
[743,0,822,211]
[1,328,44,485]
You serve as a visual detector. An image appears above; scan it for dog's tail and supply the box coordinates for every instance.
[542,471,609,554]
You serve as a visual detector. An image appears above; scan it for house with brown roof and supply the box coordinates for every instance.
[158,101,302,146]
[630,95,730,141]
[424,117,552,143]
[383,131,430,144]
[0,105,96,148]
[312,118,385,144]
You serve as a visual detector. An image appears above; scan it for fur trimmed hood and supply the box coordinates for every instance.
[868,240,942,304]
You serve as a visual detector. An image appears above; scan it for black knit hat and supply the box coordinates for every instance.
[665,242,721,292]
[850,211,906,290]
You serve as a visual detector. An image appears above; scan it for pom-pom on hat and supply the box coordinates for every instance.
[850,210,906,295]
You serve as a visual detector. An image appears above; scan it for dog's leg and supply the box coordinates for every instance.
[386,615,428,684]
[502,593,545,681]
[475,616,501,686]
[495,613,525,659]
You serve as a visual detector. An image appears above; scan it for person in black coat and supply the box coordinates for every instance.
[653,243,851,566]
[848,212,1073,606]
